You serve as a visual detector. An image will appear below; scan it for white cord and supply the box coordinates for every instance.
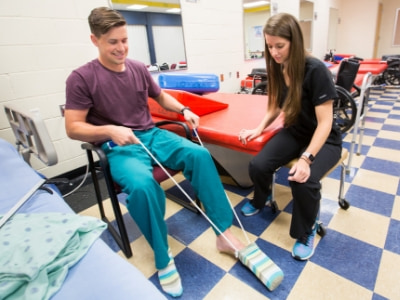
[62,163,90,198]
[191,130,251,244]
[192,128,204,147]
[224,191,251,245]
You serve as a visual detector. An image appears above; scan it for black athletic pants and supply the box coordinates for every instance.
[249,128,341,239]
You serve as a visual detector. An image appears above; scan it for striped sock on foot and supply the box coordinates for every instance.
[158,258,183,297]
[238,243,284,291]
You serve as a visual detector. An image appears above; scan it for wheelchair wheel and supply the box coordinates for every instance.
[317,223,326,238]
[252,81,268,95]
[270,200,278,214]
[333,85,357,133]
[383,60,400,85]
[339,198,350,210]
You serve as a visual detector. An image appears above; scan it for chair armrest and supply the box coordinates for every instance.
[81,120,192,161]
[155,120,192,140]
[81,142,110,170]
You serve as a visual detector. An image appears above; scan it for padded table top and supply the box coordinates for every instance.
[152,93,283,155]
[357,63,387,74]
[359,59,386,64]
[194,93,283,155]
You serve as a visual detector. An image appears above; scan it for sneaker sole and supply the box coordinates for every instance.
[241,209,260,217]
[291,248,315,261]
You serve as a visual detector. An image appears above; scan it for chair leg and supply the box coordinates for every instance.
[270,173,279,213]
[86,149,133,258]
[105,193,133,258]
[338,162,350,210]
[87,151,106,219]
[102,165,133,258]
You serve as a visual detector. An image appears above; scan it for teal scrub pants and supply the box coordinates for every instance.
[101,127,233,269]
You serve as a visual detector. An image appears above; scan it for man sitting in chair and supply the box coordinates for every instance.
[64,7,283,297]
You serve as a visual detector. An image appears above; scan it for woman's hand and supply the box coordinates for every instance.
[238,128,260,145]
[288,158,311,183]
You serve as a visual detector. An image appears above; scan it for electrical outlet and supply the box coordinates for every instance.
[59,104,65,117]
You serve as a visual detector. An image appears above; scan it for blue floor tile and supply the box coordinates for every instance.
[364,116,386,124]
[311,230,382,291]
[373,137,400,150]
[166,180,196,201]
[344,185,394,217]
[100,213,142,251]
[368,107,391,113]
[397,180,400,196]
[361,156,400,177]
[381,124,400,132]
[388,113,400,120]
[372,293,391,300]
[359,127,380,136]
[233,201,280,236]
[166,208,210,245]
[384,219,400,255]
[223,182,253,196]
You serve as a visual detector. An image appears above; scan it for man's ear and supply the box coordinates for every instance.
[90,34,98,47]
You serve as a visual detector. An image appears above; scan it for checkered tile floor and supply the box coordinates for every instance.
[71,87,400,300]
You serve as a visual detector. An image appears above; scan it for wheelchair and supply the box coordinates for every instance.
[333,85,359,133]
[239,68,268,95]
[332,57,362,133]
[382,56,400,85]
[251,71,268,95]
[372,55,400,86]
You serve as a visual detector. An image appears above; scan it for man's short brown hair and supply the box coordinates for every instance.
[88,7,126,38]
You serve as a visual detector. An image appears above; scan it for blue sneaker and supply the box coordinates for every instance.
[241,201,260,216]
[292,223,318,261]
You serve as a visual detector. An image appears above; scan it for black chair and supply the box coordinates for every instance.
[82,120,200,258]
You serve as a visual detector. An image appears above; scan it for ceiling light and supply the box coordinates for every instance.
[166,8,181,13]
[126,4,148,10]
[243,1,269,9]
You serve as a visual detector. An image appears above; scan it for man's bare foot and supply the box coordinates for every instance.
[216,228,245,256]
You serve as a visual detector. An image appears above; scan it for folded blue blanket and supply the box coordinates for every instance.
[0,212,107,300]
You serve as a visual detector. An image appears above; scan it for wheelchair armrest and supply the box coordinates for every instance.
[351,84,361,98]
[252,72,268,79]
[349,56,363,62]
[155,120,192,140]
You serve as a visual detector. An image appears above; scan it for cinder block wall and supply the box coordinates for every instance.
[0,0,109,178]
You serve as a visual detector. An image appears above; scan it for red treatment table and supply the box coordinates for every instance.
[150,91,283,187]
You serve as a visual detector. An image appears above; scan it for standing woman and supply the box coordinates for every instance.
[238,13,342,261]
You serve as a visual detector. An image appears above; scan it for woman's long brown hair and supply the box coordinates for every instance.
[263,13,306,126]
